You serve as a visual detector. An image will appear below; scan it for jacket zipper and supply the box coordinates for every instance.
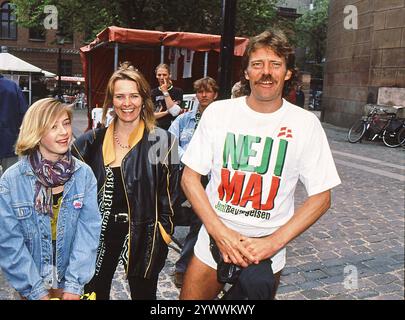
[144,163,159,277]
[120,157,131,276]
[162,139,177,235]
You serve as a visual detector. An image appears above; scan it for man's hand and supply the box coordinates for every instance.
[211,226,259,268]
[181,166,258,267]
[240,235,279,262]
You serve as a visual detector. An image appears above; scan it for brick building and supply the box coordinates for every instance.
[323,0,405,127]
[277,0,313,14]
[0,1,83,77]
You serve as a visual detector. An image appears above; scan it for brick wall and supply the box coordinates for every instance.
[0,0,84,76]
[323,0,405,127]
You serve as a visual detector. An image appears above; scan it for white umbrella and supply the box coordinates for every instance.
[42,70,57,77]
[0,52,44,73]
[0,52,54,105]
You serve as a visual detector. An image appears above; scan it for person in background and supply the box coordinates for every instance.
[0,98,101,300]
[151,63,184,130]
[179,29,341,300]
[296,85,305,108]
[286,84,297,105]
[72,62,180,300]
[0,74,28,175]
[168,77,219,288]
[231,80,246,98]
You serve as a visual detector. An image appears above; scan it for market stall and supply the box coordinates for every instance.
[80,26,249,128]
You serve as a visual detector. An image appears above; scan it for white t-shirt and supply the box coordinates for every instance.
[182,97,341,272]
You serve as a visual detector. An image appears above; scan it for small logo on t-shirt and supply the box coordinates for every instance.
[277,127,293,139]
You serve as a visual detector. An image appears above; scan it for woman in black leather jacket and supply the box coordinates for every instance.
[72,62,180,300]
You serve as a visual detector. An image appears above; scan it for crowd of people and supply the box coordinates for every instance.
[0,28,340,300]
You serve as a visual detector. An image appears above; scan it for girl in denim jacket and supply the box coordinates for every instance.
[0,98,101,300]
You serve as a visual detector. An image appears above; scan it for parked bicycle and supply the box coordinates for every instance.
[347,106,404,147]
[397,123,405,148]
[380,106,405,148]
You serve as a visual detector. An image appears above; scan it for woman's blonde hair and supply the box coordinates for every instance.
[15,98,73,156]
[102,61,156,131]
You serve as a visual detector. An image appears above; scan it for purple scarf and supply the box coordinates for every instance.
[29,150,75,216]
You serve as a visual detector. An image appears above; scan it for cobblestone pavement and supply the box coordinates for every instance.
[1,109,403,300]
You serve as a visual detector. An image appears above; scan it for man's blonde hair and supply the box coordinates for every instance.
[15,98,73,156]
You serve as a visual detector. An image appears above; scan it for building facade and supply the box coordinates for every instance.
[277,0,313,14]
[0,1,83,76]
[323,0,405,127]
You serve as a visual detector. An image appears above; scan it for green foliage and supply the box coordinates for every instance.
[236,0,279,37]
[11,0,281,42]
[294,0,329,64]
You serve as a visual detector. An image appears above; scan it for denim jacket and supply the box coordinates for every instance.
[168,107,199,160]
[0,156,101,300]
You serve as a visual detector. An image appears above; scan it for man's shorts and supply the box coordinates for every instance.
[194,224,286,274]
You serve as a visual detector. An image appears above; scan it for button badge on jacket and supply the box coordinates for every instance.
[73,199,83,209]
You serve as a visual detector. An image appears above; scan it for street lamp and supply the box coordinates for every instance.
[56,31,65,102]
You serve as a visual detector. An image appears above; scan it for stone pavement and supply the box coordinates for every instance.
[0,109,403,300]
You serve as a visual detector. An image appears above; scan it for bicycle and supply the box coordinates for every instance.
[381,109,405,148]
[397,123,405,148]
[347,106,401,147]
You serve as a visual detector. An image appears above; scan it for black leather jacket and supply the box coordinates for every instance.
[72,127,180,279]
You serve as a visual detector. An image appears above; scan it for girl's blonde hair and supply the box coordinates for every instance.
[15,98,73,156]
[102,61,156,131]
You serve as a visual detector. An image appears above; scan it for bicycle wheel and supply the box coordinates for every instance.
[382,129,401,148]
[348,120,366,143]
[398,127,405,148]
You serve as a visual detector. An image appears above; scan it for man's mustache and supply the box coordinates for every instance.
[254,75,277,85]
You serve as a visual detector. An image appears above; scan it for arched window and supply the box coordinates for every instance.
[1,1,17,39]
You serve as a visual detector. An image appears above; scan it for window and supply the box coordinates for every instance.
[0,2,17,39]
[29,26,45,41]
[59,19,73,43]
[61,60,72,76]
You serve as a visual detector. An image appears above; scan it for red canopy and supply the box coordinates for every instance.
[81,26,249,56]
[80,26,249,121]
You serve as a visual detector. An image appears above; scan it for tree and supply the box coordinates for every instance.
[236,0,280,37]
[11,0,281,42]
[294,0,329,64]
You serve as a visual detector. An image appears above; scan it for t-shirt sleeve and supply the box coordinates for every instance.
[298,116,341,196]
[181,108,213,175]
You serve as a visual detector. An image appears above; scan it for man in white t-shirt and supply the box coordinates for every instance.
[179,29,341,300]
